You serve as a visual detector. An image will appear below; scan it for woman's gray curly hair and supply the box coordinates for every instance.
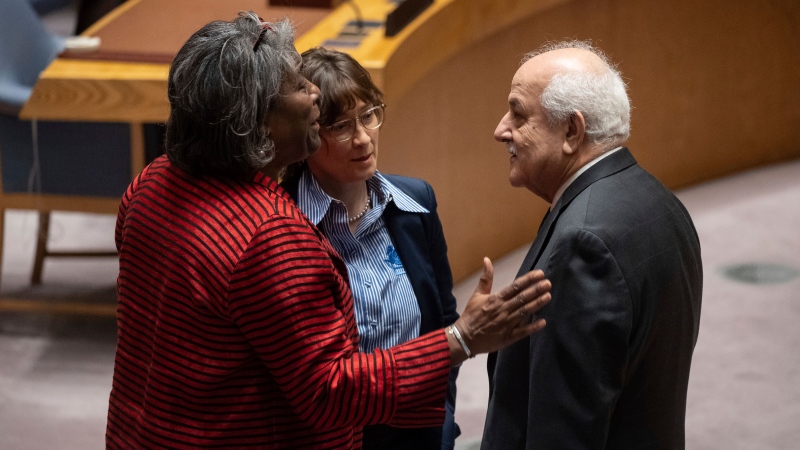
[165,12,299,179]
[522,40,631,146]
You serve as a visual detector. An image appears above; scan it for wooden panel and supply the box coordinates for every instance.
[296,0,573,99]
[2,193,120,214]
[0,298,117,316]
[20,59,169,122]
[375,0,800,279]
[17,0,800,281]
[21,0,330,122]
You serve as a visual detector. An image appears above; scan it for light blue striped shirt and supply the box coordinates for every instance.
[296,169,426,353]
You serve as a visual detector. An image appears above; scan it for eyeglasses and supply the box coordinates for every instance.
[324,104,385,142]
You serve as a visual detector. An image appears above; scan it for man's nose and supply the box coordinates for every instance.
[494,113,512,142]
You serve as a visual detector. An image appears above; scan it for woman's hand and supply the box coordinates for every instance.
[448,258,551,365]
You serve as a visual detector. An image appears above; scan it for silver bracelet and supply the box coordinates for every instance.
[448,324,473,358]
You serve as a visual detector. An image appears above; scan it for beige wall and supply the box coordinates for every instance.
[376,0,800,280]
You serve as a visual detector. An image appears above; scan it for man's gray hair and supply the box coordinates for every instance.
[166,12,299,179]
[522,40,630,146]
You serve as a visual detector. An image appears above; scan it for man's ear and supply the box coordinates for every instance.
[562,111,586,155]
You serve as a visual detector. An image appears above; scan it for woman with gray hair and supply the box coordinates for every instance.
[105,11,551,449]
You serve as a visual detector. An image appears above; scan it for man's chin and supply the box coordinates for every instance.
[508,173,524,188]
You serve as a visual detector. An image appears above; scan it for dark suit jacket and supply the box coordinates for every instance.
[483,148,703,449]
[283,171,460,450]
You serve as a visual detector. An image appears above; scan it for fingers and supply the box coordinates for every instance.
[513,318,547,340]
[505,280,551,318]
[459,267,551,356]
[520,291,551,316]
[473,257,494,296]
[496,269,546,300]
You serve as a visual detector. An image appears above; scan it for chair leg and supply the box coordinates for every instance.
[0,207,5,294]
[31,210,50,285]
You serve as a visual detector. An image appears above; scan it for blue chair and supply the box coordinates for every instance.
[0,0,137,289]
[28,0,73,17]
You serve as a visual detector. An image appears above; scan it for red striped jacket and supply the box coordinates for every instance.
[106,156,450,449]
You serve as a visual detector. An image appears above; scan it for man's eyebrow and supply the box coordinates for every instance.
[509,97,524,110]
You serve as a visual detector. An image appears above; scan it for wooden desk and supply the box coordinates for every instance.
[20,0,574,173]
[20,0,331,179]
[19,0,579,279]
[20,0,800,281]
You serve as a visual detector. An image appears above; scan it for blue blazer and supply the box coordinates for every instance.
[283,172,460,450]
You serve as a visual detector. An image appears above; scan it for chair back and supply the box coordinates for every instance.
[0,0,64,113]
[29,0,73,16]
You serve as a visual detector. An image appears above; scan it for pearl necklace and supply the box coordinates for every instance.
[348,195,371,223]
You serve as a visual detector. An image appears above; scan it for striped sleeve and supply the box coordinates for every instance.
[226,214,451,431]
[388,334,452,427]
[115,166,146,252]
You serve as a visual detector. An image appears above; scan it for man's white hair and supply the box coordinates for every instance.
[522,40,630,146]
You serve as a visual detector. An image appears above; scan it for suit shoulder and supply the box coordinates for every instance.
[564,166,698,256]
[585,165,685,219]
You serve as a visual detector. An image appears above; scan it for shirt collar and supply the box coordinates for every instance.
[296,169,332,225]
[296,168,428,225]
[551,146,622,208]
[372,172,429,214]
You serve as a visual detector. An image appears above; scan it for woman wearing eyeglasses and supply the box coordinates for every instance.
[282,47,461,450]
[106,14,554,449]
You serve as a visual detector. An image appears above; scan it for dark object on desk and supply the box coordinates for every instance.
[268,0,335,8]
[75,0,125,34]
[322,19,383,49]
[385,0,432,37]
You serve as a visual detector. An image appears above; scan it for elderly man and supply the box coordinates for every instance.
[482,41,703,449]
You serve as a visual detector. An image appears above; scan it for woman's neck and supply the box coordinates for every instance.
[260,164,285,183]
[316,177,369,216]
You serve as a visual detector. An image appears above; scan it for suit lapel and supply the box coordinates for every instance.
[516,207,557,277]
[383,203,439,333]
[515,147,638,276]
